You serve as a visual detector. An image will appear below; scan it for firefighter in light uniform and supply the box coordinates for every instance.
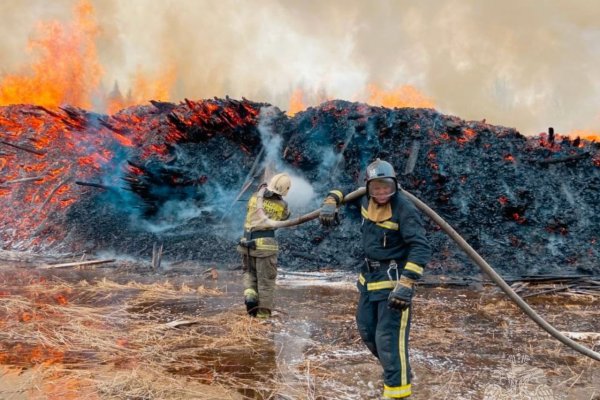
[237,173,291,319]
[319,159,431,399]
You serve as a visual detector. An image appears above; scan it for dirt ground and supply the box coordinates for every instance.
[0,260,599,400]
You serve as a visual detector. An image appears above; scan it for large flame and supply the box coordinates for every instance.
[0,1,102,109]
[0,0,175,113]
[367,84,435,109]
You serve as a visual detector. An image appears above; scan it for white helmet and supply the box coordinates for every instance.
[267,173,291,196]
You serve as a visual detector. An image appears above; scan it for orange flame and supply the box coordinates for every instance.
[367,84,435,109]
[287,88,306,116]
[0,0,176,113]
[567,129,600,142]
[106,66,177,114]
[0,1,102,109]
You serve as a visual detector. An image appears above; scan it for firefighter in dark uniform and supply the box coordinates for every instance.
[237,173,291,319]
[319,159,431,399]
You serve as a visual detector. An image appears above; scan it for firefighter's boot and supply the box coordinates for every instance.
[256,308,271,319]
[244,289,258,317]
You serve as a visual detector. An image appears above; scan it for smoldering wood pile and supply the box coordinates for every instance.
[1,98,599,277]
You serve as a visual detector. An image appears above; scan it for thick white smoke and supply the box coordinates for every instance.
[1,0,600,135]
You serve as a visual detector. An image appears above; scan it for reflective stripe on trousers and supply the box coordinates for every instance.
[356,292,412,398]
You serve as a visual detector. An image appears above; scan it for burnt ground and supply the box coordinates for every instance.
[0,259,598,400]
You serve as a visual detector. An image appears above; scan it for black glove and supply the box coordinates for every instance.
[388,276,415,311]
[319,196,339,227]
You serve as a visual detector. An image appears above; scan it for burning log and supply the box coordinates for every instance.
[4,176,45,184]
[38,177,72,212]
[0,140,46,156]
[149,100,177,113]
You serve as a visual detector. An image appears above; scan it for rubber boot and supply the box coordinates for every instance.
[244,289,258,317]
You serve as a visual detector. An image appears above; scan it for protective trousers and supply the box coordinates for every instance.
[241,253,278,313]
[356,292,412,399]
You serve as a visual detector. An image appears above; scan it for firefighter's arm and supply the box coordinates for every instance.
[319,189,344,227]
[389,201,430,311]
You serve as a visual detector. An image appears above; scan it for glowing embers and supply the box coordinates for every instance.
[166,98,262,145]
[545,218,569,236]
[0,344,65,367]
[433,126,478,147]
[497,194,530,225]
[0,105,135,247]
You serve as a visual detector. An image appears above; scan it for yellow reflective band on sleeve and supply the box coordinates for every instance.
[383,383,411,398]
[366,280,395,291]
[399,307,410,386]
[404,262,423,276]
[255,238,279,251]
[330,190,344,201]
[246,195,287,221]
[358,273,366,286]
[361,206,398,230]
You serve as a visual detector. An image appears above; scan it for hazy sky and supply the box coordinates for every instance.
[1,0,599,135]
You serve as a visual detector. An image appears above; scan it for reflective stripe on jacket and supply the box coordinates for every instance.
[240,192,289,253]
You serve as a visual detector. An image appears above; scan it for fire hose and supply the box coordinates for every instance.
[256,186,600,362]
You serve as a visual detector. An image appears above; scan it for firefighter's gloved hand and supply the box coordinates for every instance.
[388,276,415,311]
[319,196,339,227]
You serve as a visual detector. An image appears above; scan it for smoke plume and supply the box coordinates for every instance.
[1,0,600,135]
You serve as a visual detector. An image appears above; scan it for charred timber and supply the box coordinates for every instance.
[75,181,113,191]
[0,140,46,156]
[535,152,590,166]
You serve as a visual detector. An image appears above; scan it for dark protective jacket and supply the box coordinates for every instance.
[351,191,432,302]
[360,193,430,267]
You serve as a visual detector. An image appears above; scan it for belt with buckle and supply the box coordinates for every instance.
[364,259,397,273]
[244,230,275,240]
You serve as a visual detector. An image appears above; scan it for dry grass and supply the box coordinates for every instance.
[1,268,599,399]
[0,277,273,399]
